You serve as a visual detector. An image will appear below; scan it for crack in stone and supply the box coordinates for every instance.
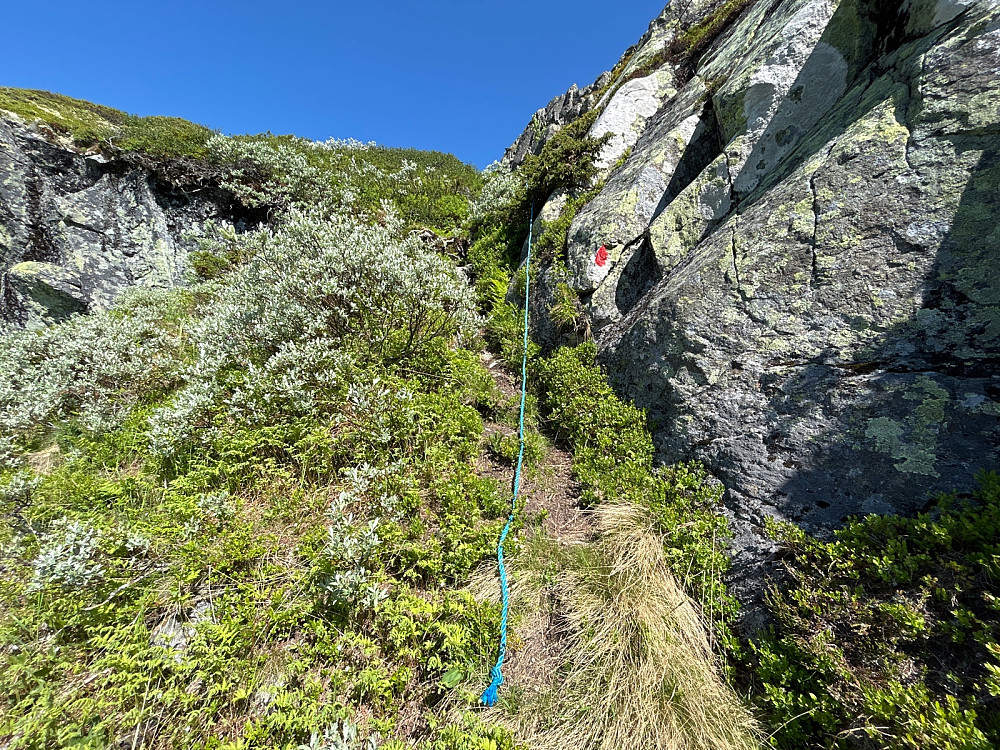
[809,170,820,289]
[731,220,745,298]
[901,51,926,174]
[62,216,106,236]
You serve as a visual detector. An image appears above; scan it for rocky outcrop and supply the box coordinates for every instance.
[502,3,691,169]
[514,0,1000,592]
[0,116,259,328]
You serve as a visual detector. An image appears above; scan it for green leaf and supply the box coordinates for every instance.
[440,667,464,688]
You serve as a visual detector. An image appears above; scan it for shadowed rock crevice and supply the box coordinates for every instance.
[615,233,662,316]
[23,170,60,264]
[651,97,725,225]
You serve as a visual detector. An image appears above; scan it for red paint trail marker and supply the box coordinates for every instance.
[595,245,609,267]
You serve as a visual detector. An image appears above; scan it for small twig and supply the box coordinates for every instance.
[82,565,167,612]
[766,706,821,739]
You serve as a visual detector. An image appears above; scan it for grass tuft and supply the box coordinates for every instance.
[484,501,759,750]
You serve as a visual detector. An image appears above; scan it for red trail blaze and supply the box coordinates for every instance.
[595,245,609,267]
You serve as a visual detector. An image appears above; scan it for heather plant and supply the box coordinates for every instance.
[751,470,1000,749]
[517,110,610,209]
[0,87,214,157]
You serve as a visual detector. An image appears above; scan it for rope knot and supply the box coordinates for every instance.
[479,667,504,707]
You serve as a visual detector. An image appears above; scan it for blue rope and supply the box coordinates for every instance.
[480,202,533,708]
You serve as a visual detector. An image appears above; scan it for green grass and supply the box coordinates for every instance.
[0,87,215,159]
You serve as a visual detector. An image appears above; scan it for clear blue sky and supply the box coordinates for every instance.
[2,1,666,168]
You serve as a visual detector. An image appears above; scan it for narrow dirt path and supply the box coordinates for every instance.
[476,351,592,545]
[474,350,595,700]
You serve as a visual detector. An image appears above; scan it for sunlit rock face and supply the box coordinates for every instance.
[0,118,257,328]
[506,0,1000,591]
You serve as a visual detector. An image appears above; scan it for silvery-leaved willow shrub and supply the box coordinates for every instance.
[466,160,522,227]
[146,206,478,455]
[0,434,21,470]
[207,134,329,210]
[205,132,466,226]
[0,289,187,442]
[207,134,402,216]
[320,490,385,610]
[0,470,40,503]
[29,518,104,592]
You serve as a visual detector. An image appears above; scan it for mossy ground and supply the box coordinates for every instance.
[0,87,215,158]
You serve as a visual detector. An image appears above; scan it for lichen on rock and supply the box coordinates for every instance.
[504,0,1000,565]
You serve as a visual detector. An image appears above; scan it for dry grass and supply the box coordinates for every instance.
[471,501,760,750]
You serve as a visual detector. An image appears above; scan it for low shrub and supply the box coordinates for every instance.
[750,470,1000,749]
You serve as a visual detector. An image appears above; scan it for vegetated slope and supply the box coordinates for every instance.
[2,0,998,746]
[0,87,756,749]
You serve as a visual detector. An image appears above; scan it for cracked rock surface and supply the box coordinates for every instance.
[0,117,257,328]
[506,0,1000,610]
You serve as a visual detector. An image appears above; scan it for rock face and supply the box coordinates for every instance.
[0,116,257,328]
[513,0,1000,580]
[502,3,686,169]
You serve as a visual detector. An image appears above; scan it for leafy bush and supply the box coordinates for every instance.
[536,342,653,475]
[114,114,213,158]
[29,518,104,591]
[317,489,387,611]
[518,110,610,210]
[299,720,379,750]
[146,208,478,455]
[750,470,1000,749]
[466,162,522,230]
[0,470,40,503]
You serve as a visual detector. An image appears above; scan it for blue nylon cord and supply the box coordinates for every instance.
[480,202,533,708]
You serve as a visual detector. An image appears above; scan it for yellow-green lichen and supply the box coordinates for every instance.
[865,377,952,478]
